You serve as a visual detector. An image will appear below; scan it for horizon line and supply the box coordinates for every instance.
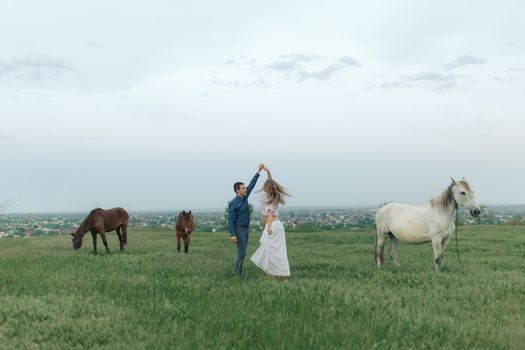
[3,203,525,215]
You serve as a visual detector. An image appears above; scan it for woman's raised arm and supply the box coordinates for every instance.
[264,167,273,180]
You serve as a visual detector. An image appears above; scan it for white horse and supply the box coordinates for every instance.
[375,178,480,272]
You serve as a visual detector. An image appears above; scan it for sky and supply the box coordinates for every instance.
[1,0,524,213]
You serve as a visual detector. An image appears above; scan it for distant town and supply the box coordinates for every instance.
[1,205,524,239]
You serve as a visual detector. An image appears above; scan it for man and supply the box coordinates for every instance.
[228,163,264,276]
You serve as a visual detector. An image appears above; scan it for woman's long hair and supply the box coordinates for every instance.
[259,179,291,206]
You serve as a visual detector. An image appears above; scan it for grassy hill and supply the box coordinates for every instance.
[0,226,524,349]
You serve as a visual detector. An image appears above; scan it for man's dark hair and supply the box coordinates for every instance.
[233,182,244,193]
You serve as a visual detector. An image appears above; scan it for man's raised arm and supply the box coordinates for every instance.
[246,163,263,198]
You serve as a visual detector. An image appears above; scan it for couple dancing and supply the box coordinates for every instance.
[228,164,290,279]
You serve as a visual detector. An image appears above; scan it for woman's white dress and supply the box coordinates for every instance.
[250,203,290,276]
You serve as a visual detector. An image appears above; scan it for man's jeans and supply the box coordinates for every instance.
[233,227,249,275]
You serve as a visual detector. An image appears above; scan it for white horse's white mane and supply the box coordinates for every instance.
[430,180,473,213]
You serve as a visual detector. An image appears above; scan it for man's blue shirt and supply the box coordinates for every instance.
[228,173,260,236]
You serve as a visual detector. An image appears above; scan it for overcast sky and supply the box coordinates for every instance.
[1,0,524,213]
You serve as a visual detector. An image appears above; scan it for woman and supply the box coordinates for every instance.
[250,167,291,279]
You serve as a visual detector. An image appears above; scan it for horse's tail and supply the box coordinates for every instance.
[121,223,128,245]
[374,211,379,261]
[374,225,379,264]
[120,220,128,245]
[374,208,388,267]
[120,209,129,246]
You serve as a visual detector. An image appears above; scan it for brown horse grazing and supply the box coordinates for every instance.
[71,207,129,254]
[176,210,195,253]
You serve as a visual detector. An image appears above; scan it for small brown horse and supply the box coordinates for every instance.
[176,210,195,253]
[71,207,129,254]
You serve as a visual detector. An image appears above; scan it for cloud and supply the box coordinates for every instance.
[380,81,411,90]
[211,79,241,87]
[225,56,256,66]
[222,54,360,85]
[88,41,103,48]
[404,72,456,82]
[494,76,517,83]
[262,53,360,82]
[403,72,460,91]
[432,80,458,91]
[0,54,73,82]
[381,72,462,91]
[264,60,300,73]
[279,54,324,62]
[263,53,325,74]
[298,63,345,81]
[264,53,321,72]
[338,56,361,66]
[210,78,269,88]
[0,61,19,77]
[12,55,72,70]
[442,54,486,70]
[0,135,14,142]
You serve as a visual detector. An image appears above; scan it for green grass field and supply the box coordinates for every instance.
[1,225,524,349]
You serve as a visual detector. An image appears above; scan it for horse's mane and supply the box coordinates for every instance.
[176,212,195,231]
[77,208,103,234]
[458,180,472,192]
[430,184,456,213]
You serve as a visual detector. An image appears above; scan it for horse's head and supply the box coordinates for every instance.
[71,227,83,250]
[179,210,194,235]
[451,177,480,217]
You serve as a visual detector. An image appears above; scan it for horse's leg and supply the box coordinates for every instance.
[388,232,400,267]
[375,227,387,268]
[121,223,128,248]
[441,237,451,261]
[100,231,110,254]
[91,231,98,255]
[432,236,443,272]
[184,236,190,254]
[116,226,124,253]
[176,232,181,253]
